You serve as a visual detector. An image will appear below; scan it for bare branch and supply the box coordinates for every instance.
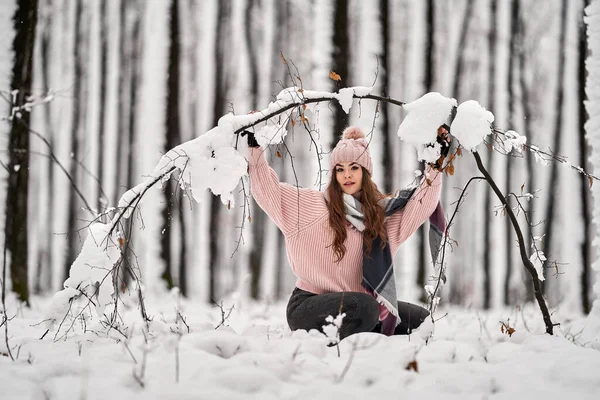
[428,175,486,315]
[473,151,555,334]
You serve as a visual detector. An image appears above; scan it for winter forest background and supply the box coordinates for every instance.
[1,0,598,319]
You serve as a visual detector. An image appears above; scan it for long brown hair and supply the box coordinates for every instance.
[326,167,387,262]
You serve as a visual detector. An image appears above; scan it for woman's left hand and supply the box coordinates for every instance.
[437,124,451,157]
[429,125,452,171]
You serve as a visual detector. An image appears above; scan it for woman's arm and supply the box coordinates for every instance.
[386,165,443,248]
[248,147,327,237]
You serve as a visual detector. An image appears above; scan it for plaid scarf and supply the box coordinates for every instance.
[341,185,446,336]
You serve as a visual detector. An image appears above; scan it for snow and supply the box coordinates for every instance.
[529,251,548,282]
[44,222,121,335]
[2,295,600,399]
[254,122,288,148]
[335,86,373,114]
[397,92,457,146]
[499,130,527,153]
[398,94,496,161]
[449,100,495,151]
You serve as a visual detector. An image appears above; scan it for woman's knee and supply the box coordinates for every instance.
[340,293,380,331]
[394,301,430,334]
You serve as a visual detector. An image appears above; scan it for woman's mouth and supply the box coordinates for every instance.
[344,182,355,186]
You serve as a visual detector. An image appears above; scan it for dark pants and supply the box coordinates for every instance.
[286,287,430,340]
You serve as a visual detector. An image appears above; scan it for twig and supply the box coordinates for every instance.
[428,174,485,315]
[2,216,15,360]
[336,338,358,383]
[214,301,235,329]
[17,119,98,215]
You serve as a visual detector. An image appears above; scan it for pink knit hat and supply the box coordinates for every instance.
[330,126,373,175]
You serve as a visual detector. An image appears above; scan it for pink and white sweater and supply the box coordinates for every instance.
[248,147,443,297]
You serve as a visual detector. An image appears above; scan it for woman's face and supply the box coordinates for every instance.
[335,162,363,195]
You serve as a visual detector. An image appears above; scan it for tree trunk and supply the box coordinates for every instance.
[5,0,38,304]
[379,0,392,194]
[452,0,475,101]
[125,2,143,290]
[483,0,497,309]
[542,0,568,286]
[97,0,108,213]
[209,0,231,300]
[505,0,520,305]
[245,0,263,299]
[417,0,435,302]
[115,0,128,207]
[65,0,87,278]
[36,0,54,294]
[579,0,592,314]
[161,0,183,291]
[330,0,350,148]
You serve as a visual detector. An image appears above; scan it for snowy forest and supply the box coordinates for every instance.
[2,0,595,310]
[2,0,600,398]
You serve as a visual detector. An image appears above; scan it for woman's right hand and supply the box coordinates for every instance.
[242,130,260,148]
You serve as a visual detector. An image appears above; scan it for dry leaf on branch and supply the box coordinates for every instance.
[500,321,516,337]
[406,360,419,372]
[329,71,342,81]
[589,176,594,189]
[276,151,283,159]
[280,52,287,65]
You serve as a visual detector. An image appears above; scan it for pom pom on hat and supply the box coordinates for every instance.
[342,126,366,140]
[330,126,373,175]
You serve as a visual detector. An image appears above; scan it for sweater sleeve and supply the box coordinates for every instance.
[248,147,328,237]
[386,166,443,250]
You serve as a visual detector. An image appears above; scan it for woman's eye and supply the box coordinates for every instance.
[336,168,343,173]
[351,166,359,170]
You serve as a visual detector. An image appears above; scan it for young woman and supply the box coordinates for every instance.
[246,126,448,339]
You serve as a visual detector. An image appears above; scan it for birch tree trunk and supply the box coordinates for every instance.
[579,0,593,314]
[5,0,38,304]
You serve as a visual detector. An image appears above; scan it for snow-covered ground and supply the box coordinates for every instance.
[1,293,599,400]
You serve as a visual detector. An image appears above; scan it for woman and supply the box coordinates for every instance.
[246,125,448,339]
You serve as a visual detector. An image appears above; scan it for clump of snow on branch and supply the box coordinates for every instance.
[530,145,551,166]
[398,92,457,145]
[499,130,527,154]
[254,122,288,148]
[336,86,373,113]
[417,142,442,164]
[45,223,121,332]
[397,92,456,163]
[449,100,494,151]
[529,251,547,281]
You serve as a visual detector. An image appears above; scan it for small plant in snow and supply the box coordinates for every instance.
[322,312,346,347]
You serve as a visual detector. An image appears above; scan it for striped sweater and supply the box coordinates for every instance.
[248,147,443,296]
